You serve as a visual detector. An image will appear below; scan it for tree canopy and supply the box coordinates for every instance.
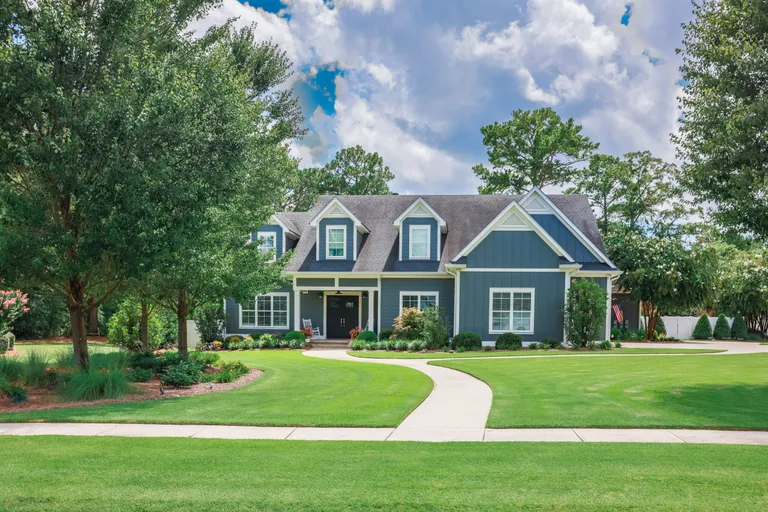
[474,108,598,194]
[674,0,768,239]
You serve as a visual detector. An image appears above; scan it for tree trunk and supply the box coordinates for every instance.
[139,302,150,351]
[88,308,99,336]
[177,289,189,357]
[67,277,89,369]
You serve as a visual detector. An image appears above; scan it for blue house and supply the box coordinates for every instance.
[223,188,620,344]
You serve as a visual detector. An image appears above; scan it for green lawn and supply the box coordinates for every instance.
[434,353,768,429]
[1,437,766,511]
[350,347,723,359]
[13,342,116,357]
[0,350,432,427]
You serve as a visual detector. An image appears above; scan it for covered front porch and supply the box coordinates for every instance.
[293,277,378,340]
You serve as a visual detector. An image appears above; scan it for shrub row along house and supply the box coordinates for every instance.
[224,188,619,345]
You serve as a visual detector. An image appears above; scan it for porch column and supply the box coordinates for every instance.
[605,278,612,340]
[367,291,374,332]
[294,290,301,332]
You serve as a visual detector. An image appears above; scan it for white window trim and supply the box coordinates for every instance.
[256,231,277,262]
[398,291,440,316]
[325,224,347,260]
[408,224,431,260]
[488,287,535,335]
[239,292,290,330]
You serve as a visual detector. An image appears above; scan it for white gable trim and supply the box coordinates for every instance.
[271,215,299,239]
[309,198,369,233]
[452,200,575,262]
[393,197,447,233]
[520,188,615,267]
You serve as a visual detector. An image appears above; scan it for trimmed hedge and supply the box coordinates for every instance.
[713,314,731,340]
[731,315,748,340]
[357,330,377,342]
[692,315,712,339]
[284,331,306,342]
[495,333,523,350]
[451,332,482,351]
[379,328,395,340]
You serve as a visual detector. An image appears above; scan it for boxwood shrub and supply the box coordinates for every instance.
[357,330,377,342]
[126,367,153,383]
[495,332,522,350]
[380,328,395,340]
[284,331,306,342]
[160,361,202,387]
[451,332,482,351]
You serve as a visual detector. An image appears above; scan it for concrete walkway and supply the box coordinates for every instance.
[1,422,767,444]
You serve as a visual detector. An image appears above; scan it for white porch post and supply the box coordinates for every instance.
[367,292,374,332]
[605,278,613,340]
[453,270,461,336]
[563,272,571,344]
[294,290,301,332]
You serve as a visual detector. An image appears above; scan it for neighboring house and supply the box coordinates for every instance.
[223,188,620,345]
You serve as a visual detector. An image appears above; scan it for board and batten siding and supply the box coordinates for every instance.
[318,218,355,261]
[459,271,565,342]
[465,231,561,269]
[299,291,324,335]
[379,278,454,334]
[251,224,283,258]
[531,214,599,263]
[401,217,439,261]
[224,285,295,336]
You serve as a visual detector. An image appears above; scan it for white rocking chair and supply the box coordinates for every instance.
[302,318,321,339]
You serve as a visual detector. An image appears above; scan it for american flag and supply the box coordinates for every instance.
[612,304,624,323]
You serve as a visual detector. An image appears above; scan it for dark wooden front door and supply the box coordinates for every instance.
[327,295,359,339]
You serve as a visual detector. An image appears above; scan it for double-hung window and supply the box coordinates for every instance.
[326,226,346,259]
[489,288,534,334]
[409,225,430,259]
[256,231,277,261]
[400,292,438,314]
[241,293,289,329]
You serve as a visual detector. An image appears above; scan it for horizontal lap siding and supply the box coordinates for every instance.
[224,286,295,336]
[465,231,560,268]
[380,278,454,333]
[460,272,565,342]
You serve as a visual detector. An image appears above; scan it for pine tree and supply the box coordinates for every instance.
[692,314,713,339]
[713,314,731,340]
[731,315,748,340]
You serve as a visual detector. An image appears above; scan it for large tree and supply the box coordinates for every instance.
[674,0,768,239]
[607,232,718,339]
[473,108,598,194]
[715,245,768,334]
[566,154,626,237]
[0,1,299,366]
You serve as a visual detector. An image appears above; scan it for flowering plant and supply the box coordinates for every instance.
[300,326,313,338]
[0,289,30,335]
[349,327,363,340]
[0,378,28,403]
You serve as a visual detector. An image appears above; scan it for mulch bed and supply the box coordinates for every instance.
[0,368,263,414]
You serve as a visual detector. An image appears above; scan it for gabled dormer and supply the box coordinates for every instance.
[520,188,615,267]
[393,198,447,262]
[251,215,299,261]
[309,198,369,261]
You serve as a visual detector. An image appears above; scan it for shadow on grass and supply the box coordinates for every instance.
[652,384,768,429]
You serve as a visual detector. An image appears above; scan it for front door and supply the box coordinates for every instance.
[327,295,359,339]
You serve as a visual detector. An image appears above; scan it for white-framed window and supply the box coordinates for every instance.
[256,231,277,261]
[409,225,431,260]
[399,291,439,315]
[489,288,534,334]
[325,225,347,259]
[240,293,289,329]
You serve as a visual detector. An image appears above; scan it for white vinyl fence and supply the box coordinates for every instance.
[186,320,201,348]
[659,316,732,340]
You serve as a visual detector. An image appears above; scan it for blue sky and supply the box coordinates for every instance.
[192,0,695,194]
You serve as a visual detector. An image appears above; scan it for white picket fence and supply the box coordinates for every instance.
[658,316,732,340]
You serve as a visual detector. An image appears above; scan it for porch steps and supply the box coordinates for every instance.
[307,339,351,350]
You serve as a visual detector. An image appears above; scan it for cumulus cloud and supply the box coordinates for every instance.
[333,0,399,12]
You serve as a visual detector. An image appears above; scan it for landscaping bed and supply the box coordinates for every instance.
[350,347,724,359]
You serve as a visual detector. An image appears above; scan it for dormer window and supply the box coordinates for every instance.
[326,225,347,259]
[409,225,431,259]
[256,231,277,261]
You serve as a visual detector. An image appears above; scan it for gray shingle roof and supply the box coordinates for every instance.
[279,194,610,273]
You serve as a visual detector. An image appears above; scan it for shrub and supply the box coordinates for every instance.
[713,314,730,339]
[746,330,765,341]
[731,315,748,340]
[160,361,202,387]
[599,340,613,350]
[212,361,248,383]
[0,378,28,402]
[421,306,450,350]
[383,338,396,351]
[541,337,561,349]
[223,335,243,349]
[586,340,598,350]
[495,333,522,350]
[409,340,425,352]
[394,339,409,351]
[393,308,424,340]
[692,315,713,339]
[655,317,667,336]
[126,367,153,382]
[44,366,75,387]
[288,338,306,349]
[614,340,622,348]
[61,368,132,401]
[229,340,247,350]
[380,328,395,340]
[107,299,164,351]
[0,332,13,354]
[192,302,225,344]
[128,351,161,371]
[285,331,306,342]
[259,334,278,349]
[349,327,363,340]
[357,330,377,342]
[349,339,366,351]
[610,327,622,340]
[565,279,607,348]
[189,351,220,368]
[212,340,223,351]
[529,342,540,350]
[452,332,482,351]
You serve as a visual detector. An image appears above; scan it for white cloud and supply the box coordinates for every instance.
[366,63,396,88]
[333,0,399,12]
[516,69,560,105]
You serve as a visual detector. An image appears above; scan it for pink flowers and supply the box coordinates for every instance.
[0,289,30,335]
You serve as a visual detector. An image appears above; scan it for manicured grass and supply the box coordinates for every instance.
[13,342,116,357]
[434,353,768,429]
[1,437,766,511]
[0,351,432,427]
[350,347,724,359]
